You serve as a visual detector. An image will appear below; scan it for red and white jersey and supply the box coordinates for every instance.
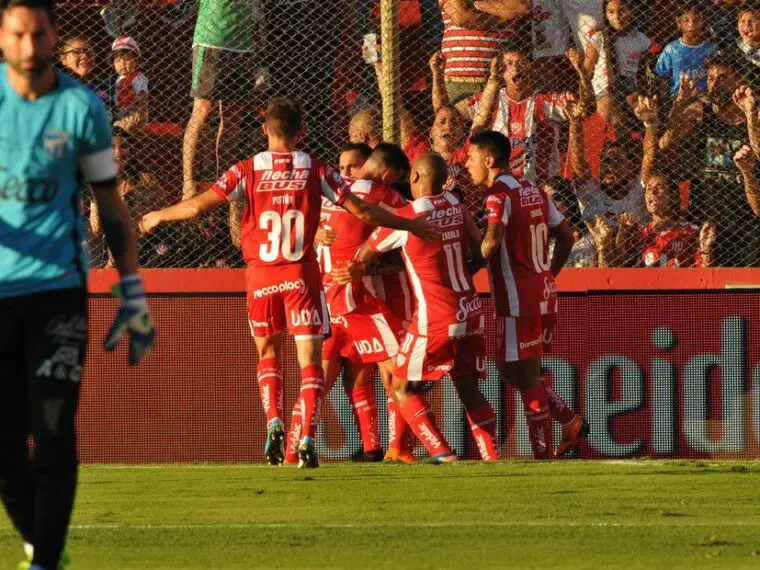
[484,174,564,318]
[317,178,406,316]
[639,222,703,268]
[368,192,482,337]
[211,151,350,267]
[468,91,565,184]
[439,0,520,81]
[114,70,148,121]
[364,270,415,327]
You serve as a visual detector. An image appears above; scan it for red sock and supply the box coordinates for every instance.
[284,401,302,464]
[543,379,576,425]
[520,385,552,460]
[387,398,413,454]
[299,365,325,439]
[257,358,282,426]
[399,396,451,457]
[350,386,381,452]
[466,404,499,461]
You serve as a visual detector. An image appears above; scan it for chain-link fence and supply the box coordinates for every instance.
[56,0,760,268]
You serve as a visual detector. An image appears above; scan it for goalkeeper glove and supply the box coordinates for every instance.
[104,274,156,365]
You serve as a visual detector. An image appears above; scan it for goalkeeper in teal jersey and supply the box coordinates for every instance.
[0,0,155,567]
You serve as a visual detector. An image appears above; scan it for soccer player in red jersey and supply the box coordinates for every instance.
[339,153,500,462]
[282,143,412,464]
[140,98,440,468]
[466,130,580,459]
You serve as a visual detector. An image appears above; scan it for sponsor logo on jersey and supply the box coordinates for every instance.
[290,308,323,327]
[427,362,453,372]
[253,279,306,299]
[543,276,556,301]
[258,169,309,191]
[455,295,483,322]
[519,336,542,350]
[0,168,59,204]
[249,319,270,328]
[353,338,385,355]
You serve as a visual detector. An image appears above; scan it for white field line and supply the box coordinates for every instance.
[65,521,760,531]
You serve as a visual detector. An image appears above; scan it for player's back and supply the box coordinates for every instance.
[238,150,346,267]
[485,173,560,317]
[0,66,114,298]
[375,191,481,337]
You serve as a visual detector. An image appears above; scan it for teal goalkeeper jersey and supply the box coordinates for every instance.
[0,64,117,298]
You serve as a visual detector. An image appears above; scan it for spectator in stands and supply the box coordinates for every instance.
[532,0,599,60]
[111,36,148,134]
[583,0,659,128]
[565,92,653,232]
[545,176,599,267]
[733,1,760,84]
[438,0,530,102]
[614,175,717,267]
[183,0,266,249]
[661,55,760,265]
[453,44,591,185]
[654,1,716,99]
[711,0,742,52]
[59,36,111,106]
[348,107,383,149]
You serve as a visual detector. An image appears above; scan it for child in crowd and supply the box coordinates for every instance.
[112,35,149,134]
[735,1,760,83]
[584,0,659,127]
[655,1,716,99]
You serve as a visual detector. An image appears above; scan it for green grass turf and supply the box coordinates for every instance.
[1,461,759,569]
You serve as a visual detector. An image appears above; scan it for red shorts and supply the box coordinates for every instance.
[394,328,486,382]
[495,313,556,362]
[322,301,402,365]
[246,263,329,339]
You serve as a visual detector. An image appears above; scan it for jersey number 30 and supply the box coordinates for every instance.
[259,210,305,262]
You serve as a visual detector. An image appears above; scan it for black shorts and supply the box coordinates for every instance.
[0,287,88,450]
[190,45,266,102]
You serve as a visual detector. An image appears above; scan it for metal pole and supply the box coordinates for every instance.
[380,0,400,144]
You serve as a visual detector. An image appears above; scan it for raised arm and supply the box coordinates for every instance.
[472,0,530,21]
[660,75,702,150]
[472,56,502,131]
[562,93,591,181]
[442,0,518,30]
[634,95,660,183]
[733,86,760,159]
[734,144,760,216]
[566,48,593,110]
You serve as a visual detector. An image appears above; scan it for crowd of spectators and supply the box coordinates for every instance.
[57,0,760,269]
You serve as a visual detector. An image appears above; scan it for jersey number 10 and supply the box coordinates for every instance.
[530,222,550,272]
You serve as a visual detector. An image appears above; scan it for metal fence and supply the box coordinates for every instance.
[58,0,760,268]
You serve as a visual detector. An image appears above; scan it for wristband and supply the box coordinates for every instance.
[117,274,147,307]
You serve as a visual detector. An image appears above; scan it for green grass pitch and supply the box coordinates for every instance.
[1,461,759,569]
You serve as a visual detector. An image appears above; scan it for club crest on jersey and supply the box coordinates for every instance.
[43,129,70,159]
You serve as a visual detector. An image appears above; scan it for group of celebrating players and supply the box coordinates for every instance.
[140,98,590,468]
